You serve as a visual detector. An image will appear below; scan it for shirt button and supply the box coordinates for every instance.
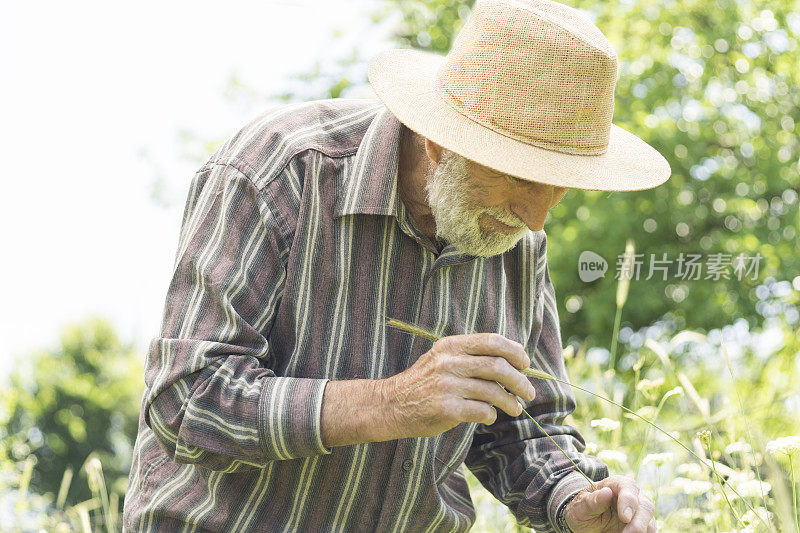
[401,459,414,472]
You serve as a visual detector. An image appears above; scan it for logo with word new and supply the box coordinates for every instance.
[578,251,608,282]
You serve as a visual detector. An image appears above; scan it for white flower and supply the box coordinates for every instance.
[642,452,674,466]
[676,462,704,478]
[591,418,621,432]
[724,441,752,455]
[597,450,627,464]
[672,476,712,496]
[740,507,772,527]
[584,442,598,455]
[726,469,755,486]
[765,436,800,456]
[734,480,771,499]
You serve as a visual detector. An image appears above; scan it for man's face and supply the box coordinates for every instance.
[424,149,569,257]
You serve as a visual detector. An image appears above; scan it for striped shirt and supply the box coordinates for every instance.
[122,98,609,532]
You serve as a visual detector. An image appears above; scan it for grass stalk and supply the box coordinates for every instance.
[57,467,74,510]
[610,240,634,370]
[635,387,682,472]
[609,305,623,371]
[19,456,35,494]
[83,455,112,533]
[654,465,660,518]
[721,339,769,512]
[790,453,799,533]
[704,437,745,529]
[519,408,597,490]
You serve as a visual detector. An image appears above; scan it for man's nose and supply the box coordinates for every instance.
[510,184,559,232]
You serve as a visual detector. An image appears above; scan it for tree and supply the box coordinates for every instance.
[1,317,143,506]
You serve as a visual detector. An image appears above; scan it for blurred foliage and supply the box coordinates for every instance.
[0,317,143,509]
[544,0,800,349]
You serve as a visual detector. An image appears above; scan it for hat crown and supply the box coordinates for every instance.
[436,0,619,155]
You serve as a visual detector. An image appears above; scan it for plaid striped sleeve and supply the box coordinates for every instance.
[143,162,331,473]
[465,233,608,532]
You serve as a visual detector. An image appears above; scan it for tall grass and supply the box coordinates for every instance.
[386,317,783,531]
[0,451,120,532]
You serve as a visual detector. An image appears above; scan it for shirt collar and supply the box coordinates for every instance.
[334,104,402,220]
[332,103,478,263]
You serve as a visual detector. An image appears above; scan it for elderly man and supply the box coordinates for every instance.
[123,0,670,531]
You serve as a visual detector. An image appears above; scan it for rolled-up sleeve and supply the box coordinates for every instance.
[143,162,330,473]
[465,232,609,532]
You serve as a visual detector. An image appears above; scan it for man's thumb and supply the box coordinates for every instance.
[583,486,614,516]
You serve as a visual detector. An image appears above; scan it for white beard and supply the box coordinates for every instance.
[424,149,529,258]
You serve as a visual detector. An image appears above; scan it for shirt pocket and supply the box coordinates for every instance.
[433,422,476,485]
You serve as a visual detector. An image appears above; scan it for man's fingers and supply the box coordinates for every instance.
[455,333,530,370]
[455,355,535,401]
[454,398,498,425]
[616,487,639,522]
[456,377,523,417]
[589,476,654,532]
[598,476,640,523]
[621,496,655,533]
[584,486,614,515]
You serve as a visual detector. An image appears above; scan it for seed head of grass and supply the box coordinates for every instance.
[616,240,635,308]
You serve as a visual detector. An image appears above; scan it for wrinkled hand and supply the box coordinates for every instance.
[564,476,656,533]
[381,333,537,438]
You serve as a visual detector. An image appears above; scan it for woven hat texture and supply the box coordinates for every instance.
[367,0,671,191]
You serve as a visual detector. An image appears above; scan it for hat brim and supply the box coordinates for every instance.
[367,48,671,192]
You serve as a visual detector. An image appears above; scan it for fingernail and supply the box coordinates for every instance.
[527,384,536,401]
[623,507,633,521]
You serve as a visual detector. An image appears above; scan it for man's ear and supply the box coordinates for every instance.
[424,138,443,166]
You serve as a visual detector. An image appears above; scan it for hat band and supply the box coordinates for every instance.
[434,77,610,156]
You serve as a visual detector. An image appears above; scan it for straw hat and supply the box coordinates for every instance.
[366,0,671,192]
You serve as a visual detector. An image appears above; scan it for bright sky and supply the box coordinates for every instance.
[0,0,389,377]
